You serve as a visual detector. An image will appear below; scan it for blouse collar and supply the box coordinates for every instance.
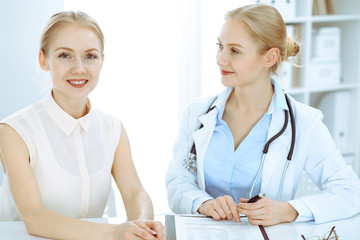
[43,91,93,136]
[213,78,289,116]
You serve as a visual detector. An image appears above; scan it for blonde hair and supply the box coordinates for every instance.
[40,11,104,57]
[225,4,300,74]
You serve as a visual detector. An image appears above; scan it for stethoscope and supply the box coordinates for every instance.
[183,93,296,201]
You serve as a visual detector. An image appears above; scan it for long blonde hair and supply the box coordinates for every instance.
[225,4,300,74]
[40,11,104,57]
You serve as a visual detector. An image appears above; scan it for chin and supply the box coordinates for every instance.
[69,88,93,99]
[221,77,236,88]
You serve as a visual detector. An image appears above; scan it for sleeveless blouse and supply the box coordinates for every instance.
[0,92,121,221]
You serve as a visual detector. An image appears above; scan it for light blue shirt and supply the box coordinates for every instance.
[203,80,287,204]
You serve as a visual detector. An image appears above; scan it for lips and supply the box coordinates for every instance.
[221,70,234,76]
[67,79,88,88]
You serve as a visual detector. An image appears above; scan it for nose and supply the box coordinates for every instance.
[216,49,229,67]
[72,58,86,74]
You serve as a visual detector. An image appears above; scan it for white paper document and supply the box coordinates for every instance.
[175,215,264,240]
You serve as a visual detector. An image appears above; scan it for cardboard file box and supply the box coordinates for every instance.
[310,58,341,86]
[312,27,341,58]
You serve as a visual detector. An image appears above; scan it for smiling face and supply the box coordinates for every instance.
[39,24,104,103]
[216,20,270,88]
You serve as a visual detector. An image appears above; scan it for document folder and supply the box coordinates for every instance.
[165,214,269,240]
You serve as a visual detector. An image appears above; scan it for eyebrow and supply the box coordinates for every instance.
[55,47,101,53]
[217,38,244,49]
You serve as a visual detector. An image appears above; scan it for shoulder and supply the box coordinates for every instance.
[0,100,44,144]
[92,108,121,127]
[1,100,44,124]
[288,96,323,127]
[185,94,219,117]
[0,123,17,140]
[0,123,28,157]
[91,108,122,147]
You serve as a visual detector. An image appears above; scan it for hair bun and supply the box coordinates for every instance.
[286,36,300,57]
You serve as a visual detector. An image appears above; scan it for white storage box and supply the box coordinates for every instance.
[310,58,341,86]
[312,27,341,58]
[252,0,297,19]
[316,91,350,150]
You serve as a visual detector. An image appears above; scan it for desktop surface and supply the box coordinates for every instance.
[1,214,360,239]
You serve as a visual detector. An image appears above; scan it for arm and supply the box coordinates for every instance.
[166,98,249,221]
[290,112,360,223]
[166,102,214,214]
[111,123,165,238]
[0,124,163,240]
[112,123,154,220]
[238,110,360,225]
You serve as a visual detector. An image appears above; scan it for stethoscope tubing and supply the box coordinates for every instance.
[185,93,296,202]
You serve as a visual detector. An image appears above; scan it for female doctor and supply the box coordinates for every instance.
[166,4,360,226]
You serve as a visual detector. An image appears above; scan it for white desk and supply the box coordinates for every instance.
[1,214,360,239]
[265,214,360,240]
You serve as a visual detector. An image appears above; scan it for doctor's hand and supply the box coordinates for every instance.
[117,220,166,240]
[198,195,240,222]
[237,196,298,226]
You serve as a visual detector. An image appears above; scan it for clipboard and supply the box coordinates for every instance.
[165,214,270,240]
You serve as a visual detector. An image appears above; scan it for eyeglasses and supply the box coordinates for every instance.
[301,226,338,240]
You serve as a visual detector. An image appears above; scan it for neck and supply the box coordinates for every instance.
[52,90,89,119]
[229,78,274,112]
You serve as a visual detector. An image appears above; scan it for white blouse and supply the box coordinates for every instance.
[0,92,121,221]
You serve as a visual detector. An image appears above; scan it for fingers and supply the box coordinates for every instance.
[237,197,267,223]
[247,217,266,226]
[125,221,158,240]
[238,197,288,226]
[225,196,240,222]
[200,196,240,222]
[239,198,247,203]
[145,221,167,240]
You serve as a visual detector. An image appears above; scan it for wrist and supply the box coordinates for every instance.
[102,223,118,240]
[197,199,212,214]
[284,202,298,222]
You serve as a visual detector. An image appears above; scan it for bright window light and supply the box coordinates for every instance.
[64,0,254,219]
[65,0,180,217]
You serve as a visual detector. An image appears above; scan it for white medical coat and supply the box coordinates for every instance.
[166,87,360,224]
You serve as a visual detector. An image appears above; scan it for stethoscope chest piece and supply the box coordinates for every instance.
[183,153,197,173]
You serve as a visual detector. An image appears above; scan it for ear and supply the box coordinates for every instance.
[39,50,49,71]
[264,47,279,68]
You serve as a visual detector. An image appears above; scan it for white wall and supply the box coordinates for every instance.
[0,0,64,184]
[64,0,180,216]
[0,0,64,119]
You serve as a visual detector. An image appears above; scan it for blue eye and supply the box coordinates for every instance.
[58,52,71,58]
[216,42,223,49]
[232,49,239,54]
[86,54,98,60]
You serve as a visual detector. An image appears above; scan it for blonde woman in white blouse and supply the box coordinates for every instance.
[0,11,165,240]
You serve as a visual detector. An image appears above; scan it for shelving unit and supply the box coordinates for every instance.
[280,0,360,177]
[253,0,360,197]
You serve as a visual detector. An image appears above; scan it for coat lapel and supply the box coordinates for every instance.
[192,108,218,189]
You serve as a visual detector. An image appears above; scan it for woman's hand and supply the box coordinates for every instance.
[117,220,166,240]
[198,195,240,222]
[237,196,298,226]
